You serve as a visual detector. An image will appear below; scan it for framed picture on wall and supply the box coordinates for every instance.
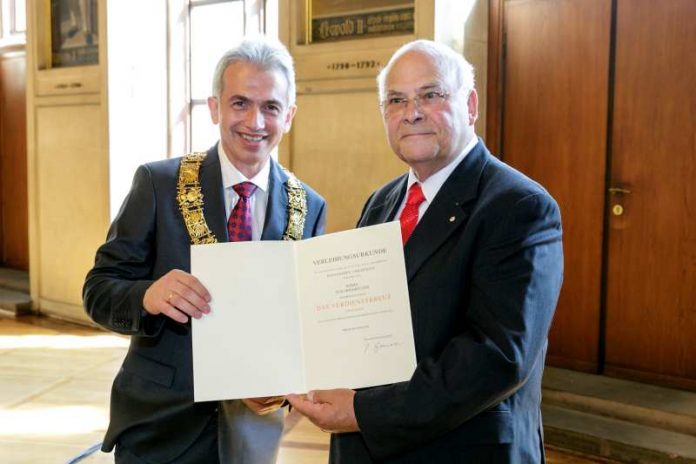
[309,0,414,43]
[50,0,98,67]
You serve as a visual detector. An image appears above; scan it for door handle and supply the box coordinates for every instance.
[608,187,631,195]
[609,187,631,216]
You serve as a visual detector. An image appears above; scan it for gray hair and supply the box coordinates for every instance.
[377,40,475,102]
[212,37,296,106]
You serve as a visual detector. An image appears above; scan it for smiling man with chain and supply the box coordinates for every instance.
[84,38,326,464]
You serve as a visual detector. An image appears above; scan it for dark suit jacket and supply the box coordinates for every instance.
[330,140,563,463]
[83,145,326,462]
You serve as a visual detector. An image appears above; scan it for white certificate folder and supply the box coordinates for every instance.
[191,221,417,401]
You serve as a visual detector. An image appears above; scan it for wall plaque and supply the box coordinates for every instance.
[50,0,99,67]
[309,0,415,43]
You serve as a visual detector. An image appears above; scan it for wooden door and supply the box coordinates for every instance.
[0,50,29,271]
[604,0,696,389]
[502,0,612,371]
[34,101,109,323]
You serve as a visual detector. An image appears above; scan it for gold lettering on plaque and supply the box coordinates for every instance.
[311,7,414,43]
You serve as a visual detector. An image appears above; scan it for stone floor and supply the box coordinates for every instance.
[542,366,696,463]
[0,268,31,317]
[0,315,120,463]
[0,314,611,463]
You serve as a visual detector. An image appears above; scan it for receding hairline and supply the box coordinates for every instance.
[377,40,475,101]
[381,51,444,88]
[217,61,292,99]
[211,38,297,106]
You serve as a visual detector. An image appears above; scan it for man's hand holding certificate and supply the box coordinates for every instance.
[191,221,416,401]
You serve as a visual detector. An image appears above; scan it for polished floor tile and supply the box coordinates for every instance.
[0,316,611,463]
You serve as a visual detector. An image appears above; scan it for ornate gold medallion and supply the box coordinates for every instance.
[177,152,217,244]
[282,173,308,241]
[176,152,308,244]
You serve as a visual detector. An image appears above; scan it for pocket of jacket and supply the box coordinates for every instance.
[455,409,513,445]
[121,351,176,388]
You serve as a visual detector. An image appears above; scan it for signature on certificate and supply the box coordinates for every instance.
[364,340,402,354]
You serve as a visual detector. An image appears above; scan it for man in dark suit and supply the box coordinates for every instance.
[84,38,326,463]
[288,40,563,463]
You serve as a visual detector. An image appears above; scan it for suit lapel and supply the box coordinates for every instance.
[261,159,289,241]
[404,140,490,281]
[360,175,408,227]
[198,145,229,242]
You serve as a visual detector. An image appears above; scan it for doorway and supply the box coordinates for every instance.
[493,0,696,389]
[0,47,29,271]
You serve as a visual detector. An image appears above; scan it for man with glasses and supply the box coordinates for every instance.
[84,37,326,463]
[289,40,563,462]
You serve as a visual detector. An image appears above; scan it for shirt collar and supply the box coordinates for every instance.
[217,143,270,193]
[406,137,479,203]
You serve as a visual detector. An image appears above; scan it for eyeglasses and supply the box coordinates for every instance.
[380,88,450,116]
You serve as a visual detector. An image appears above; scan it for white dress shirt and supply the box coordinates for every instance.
[217,144,270,241]
[395,137,479,223]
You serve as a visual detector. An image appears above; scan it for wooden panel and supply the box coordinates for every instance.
[464,0,489,141]
[0,157,3,258]
[0,52,29,270]
[312,0,410,16]
[36,104,108,321]
[291,91,405,232]
[485,0,502,153]
[35,66,101,97]
[294,48,395,82]
[0,64,4,255]
[605,0,696,387]
[502,0,612,371]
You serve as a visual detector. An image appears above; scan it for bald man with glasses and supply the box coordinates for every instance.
[290,40,564,463]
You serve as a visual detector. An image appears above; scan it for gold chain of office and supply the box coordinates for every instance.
[176,152,307,244]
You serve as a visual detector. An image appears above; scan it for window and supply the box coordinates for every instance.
[169,0,272,154]
[0,0,26,44]
[12,0,25,33]
[189,0,245,151]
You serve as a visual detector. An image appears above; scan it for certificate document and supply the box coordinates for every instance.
[191,221,416,401]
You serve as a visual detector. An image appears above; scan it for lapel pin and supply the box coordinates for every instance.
[449,216,456,223]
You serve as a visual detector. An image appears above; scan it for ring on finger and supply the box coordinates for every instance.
[166,291,174,304]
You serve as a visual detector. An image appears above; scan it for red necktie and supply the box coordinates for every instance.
[227,182,257,242]
[399,183,426,244]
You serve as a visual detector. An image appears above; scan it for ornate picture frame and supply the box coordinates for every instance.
[308,0,415,44]
[50,0,98,67]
